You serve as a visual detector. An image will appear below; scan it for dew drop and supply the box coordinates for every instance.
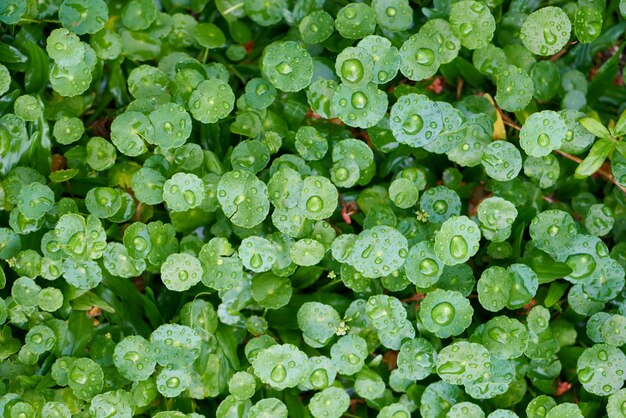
[334,167,349,181]
[183,190,196,206]
[537,133,551,147]
[309,369,328,388]
[487,326,508,344]
[437,360,465,375]
[347,353,360,364]
[449,235,468,260]
[306,195,324,213]
[547,224,560,236]
[351,91,368,109]
[133,237,148,252]
[419,258,439,277]
[433,200,448,214]
[402,114,423,135]
[459,22,473,36]
[431,302,455,326]
[565,253,596,279]
[166,377,180,388]
[276,62,293,75]
[250,253,263,270]
[270,364,287,382]
[543,28,558,45]
[415,48,435,66]
[344,7,356,19]
[341,59,365,84]
[470,2,484,12]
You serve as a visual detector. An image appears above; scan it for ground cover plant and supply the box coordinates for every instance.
[1,0,626,416]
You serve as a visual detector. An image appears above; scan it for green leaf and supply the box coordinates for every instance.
[544,281,569,307]
[519,253,572,284]
[579,117,611,138]
[615,141,626,159]
[575,137,614,178]
[615,109,626,136]
[70,291,116,313]
[66,311,95,356]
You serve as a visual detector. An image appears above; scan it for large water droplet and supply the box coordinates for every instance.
[547,225,560,237]
[124,351,140,363]
[67,231,86,256]
[347,353,360,364]
[234,194,246,205]
[431,302,455,326]
[419,258,439,277]
[543,28,557,45]
[341,59,365,84]
[183,190,196,206]
[449,235,468,260]
[309,369,328,388]
[415,48,435,66]
[334,167,349,181]
[271,364,287,383]
[433,200,448,214]
[133,237,148,252]
[250,253,263,270]
[437,360,465,375]
[70,366,88,385]
[487,326,508,344]
[306,195,324,213]
[537,133,551,147]
[459,22,473,36]
[577,366,594,383]
[351,91,368,109]
[402,114,423,135]
[566,253,596,279]
[276,62,293,75]
[166,377,180,388]
[255,83,268,96]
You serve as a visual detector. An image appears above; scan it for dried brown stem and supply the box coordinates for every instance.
[549,41,578,62]
[503,120,521,130]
